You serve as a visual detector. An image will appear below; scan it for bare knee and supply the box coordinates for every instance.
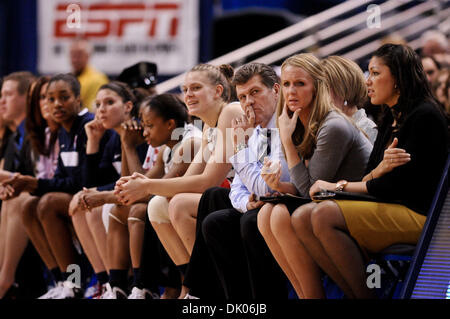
[18,197,38,227]
[127,204,146,228]
[168,194,189,226]
[68,191,83,217]
[86,207,102,228]
[257,203,274,238]
[21,204,36,228]
[270,204,291,236]
[36,193,59,223]
[109,205,129,227]
[310,201,339,239]
[291,202,316,238]
[70,208,85,225]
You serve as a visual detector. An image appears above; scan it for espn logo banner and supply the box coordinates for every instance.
[38,0,199,75]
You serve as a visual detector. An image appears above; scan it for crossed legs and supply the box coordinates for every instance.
[258,200,375,299]
[292,200,375,299]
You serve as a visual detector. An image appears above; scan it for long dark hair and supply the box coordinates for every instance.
[97,81,138,118]
[26,76,59,156]
[372,44,440,118]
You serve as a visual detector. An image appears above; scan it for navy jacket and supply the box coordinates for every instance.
[35,111,95,196]
[84,130,122,192]
[84,132,150,191]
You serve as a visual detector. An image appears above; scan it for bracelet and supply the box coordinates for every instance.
[234,142,247,154]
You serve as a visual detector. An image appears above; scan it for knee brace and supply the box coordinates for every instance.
[147,195,170,224]
[101,203,115,233]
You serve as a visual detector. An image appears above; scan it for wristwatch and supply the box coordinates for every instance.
[335,180,348,192]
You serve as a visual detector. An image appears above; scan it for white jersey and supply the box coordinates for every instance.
[162,123,202,174]
[142,145,161,171]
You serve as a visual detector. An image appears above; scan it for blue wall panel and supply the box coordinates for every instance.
[0,0,37,77]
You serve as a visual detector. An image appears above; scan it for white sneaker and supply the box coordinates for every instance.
[100,283,127,299]
[38,281,64,299]
[183,293,200,299]
[57,281,84,299]
[128,287,160,299]
[99,283,114,299]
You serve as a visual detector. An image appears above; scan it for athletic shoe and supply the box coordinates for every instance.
[38,281,65,299]
[183,293,200,299]
[84,281,103,299]
[128,287,160,299]
[100,283,127,299]
[57,281,84,299]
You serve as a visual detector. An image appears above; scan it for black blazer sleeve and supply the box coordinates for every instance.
[366,103,448,214]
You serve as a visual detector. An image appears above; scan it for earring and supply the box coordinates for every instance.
[344,100,348,106]
[394,84,398,89]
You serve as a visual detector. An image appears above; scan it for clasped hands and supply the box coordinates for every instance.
[114,172,149,206]
[69,187,110,216]
[0,173,35,200]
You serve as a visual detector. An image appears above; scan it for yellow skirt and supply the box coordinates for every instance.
[334,200,426,254]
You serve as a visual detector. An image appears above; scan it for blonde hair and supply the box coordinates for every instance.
[321,55,367,108]
[189,64,234,103]
[276,53,334,159]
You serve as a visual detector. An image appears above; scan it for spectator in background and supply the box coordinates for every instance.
[433,68,450,114]
[420,30,450,67]
[118,62,158,97]
[70,38,109,112]
[421,55,441,85]
[380,33,407,46]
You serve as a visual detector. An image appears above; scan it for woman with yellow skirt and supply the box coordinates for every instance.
[290,44,449,298]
